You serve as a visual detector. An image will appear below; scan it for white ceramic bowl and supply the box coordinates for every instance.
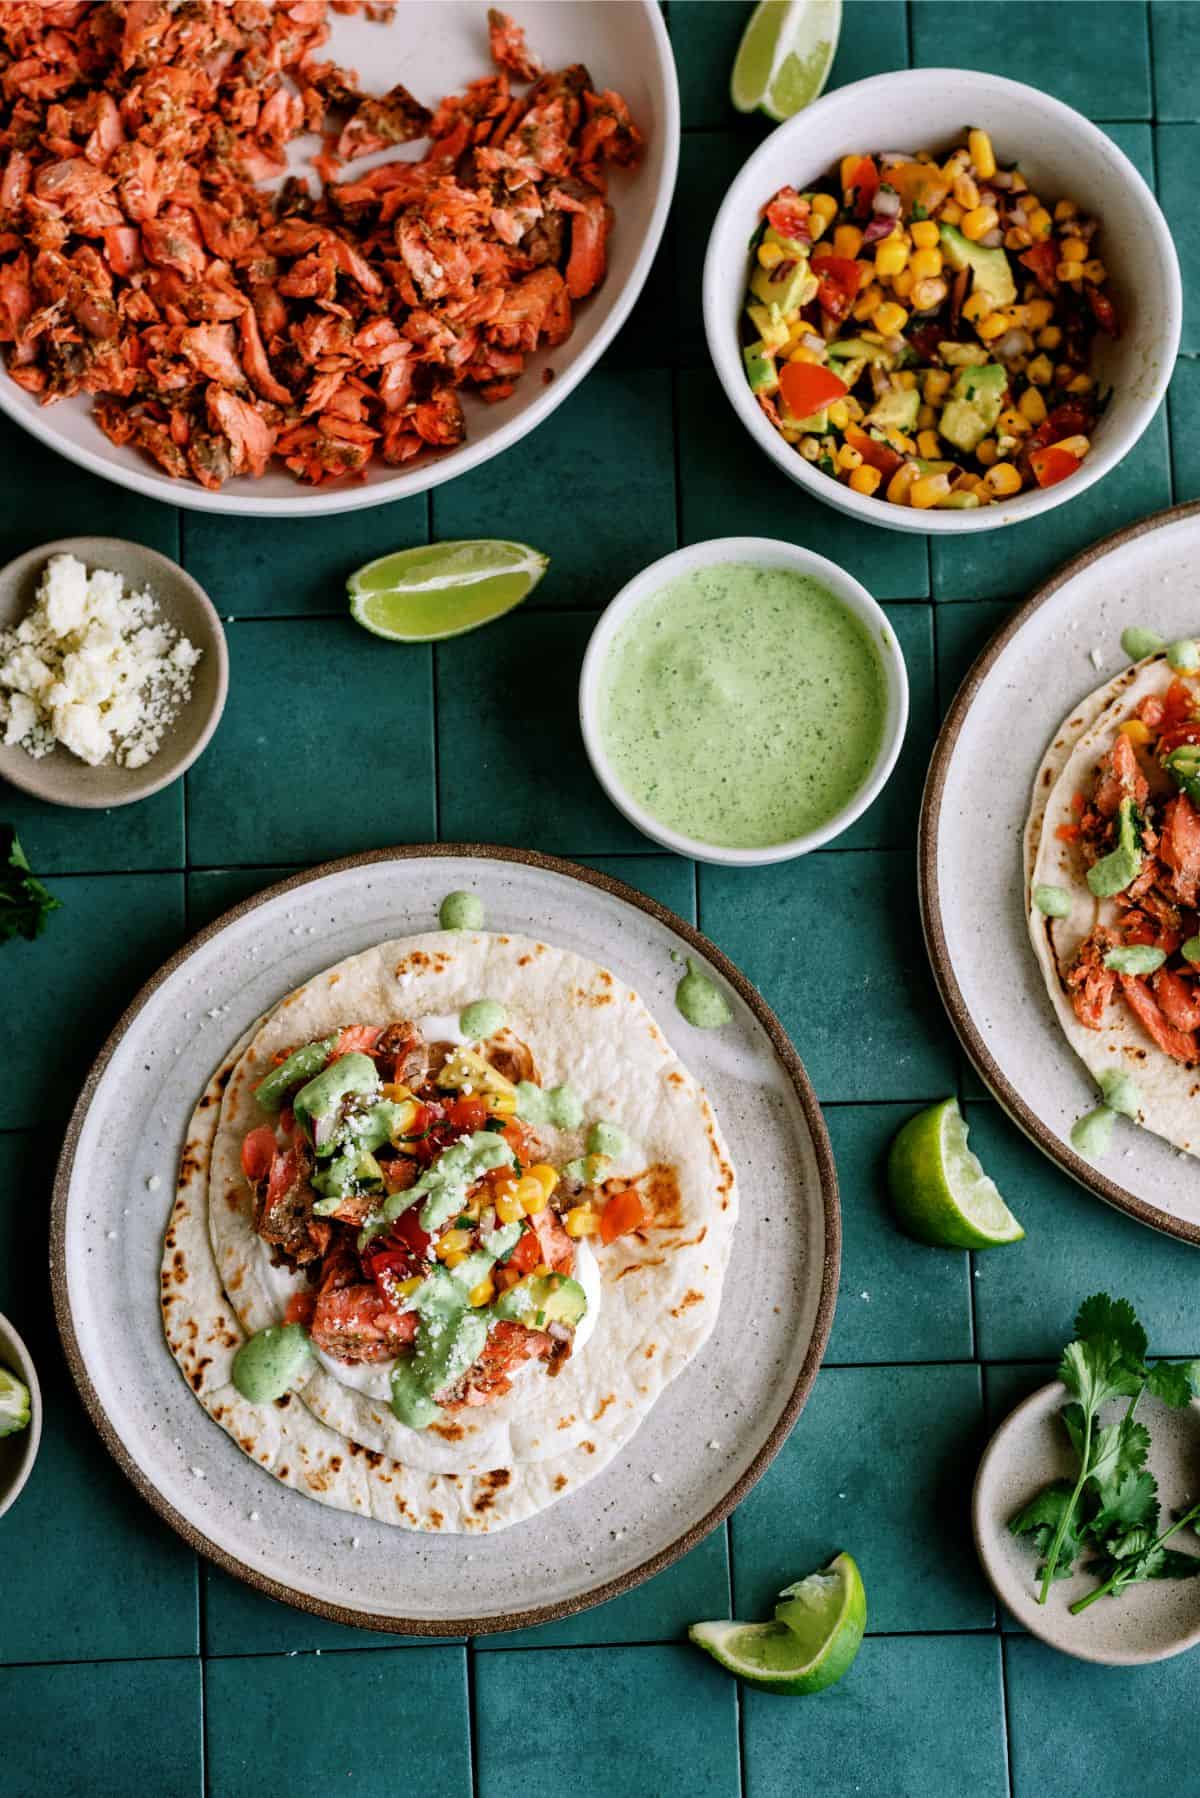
[578,537,908,866]
[0,2,678,518]
[703,69,1182,535]
[0,1313,41,1521]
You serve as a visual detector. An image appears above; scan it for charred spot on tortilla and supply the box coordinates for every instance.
[554,1474,568,1491]
[274,1394,292,1409]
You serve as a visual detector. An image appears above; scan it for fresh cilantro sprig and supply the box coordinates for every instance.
[0,827,61,944]
[1008,1294,1200,1607]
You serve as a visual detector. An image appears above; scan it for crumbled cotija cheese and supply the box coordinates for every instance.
[0,553,202,769]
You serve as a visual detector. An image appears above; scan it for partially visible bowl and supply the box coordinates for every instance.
[0,1313,41,1521]
[578,536,908,866]
[703,68,1181,535]
[0,536,228,810]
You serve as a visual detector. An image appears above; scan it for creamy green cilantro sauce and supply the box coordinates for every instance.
[598,563,888,847]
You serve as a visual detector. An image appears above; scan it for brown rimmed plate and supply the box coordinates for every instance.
[51,845,839,1635]
[920,502,1200,1244]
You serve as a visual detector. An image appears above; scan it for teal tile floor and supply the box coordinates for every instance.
[5,4,1200,1794]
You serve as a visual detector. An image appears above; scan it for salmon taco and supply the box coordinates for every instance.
[162,930,738,1531]
[1026,647,1200,1155]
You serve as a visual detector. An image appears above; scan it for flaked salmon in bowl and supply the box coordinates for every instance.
[0,1,677,515]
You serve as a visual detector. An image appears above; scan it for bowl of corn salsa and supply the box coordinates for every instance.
[704,70,1180,534]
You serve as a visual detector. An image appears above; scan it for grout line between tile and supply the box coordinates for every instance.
[998,1632,1016,1798]
[465,1639,481,1798]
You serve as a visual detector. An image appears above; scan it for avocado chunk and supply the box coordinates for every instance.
[785,405,827,434]
[742,342,779,396]
[939,362,1006,454]
[1165,744,1200,807]
[1087,797,1144,898]
[939,223,1016,309]
[294,1052,378,1134]
[750,228,816,314]
[867,386,919,433]
[493,1272,588,1329]
[938,341,989,369]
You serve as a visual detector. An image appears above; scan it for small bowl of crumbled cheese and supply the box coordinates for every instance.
[0,536,227,808]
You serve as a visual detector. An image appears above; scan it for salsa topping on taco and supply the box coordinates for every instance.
[235,1014,647,1428]
[1057,673,1200,1066]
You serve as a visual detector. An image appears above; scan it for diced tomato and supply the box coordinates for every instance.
[1164,678,1195,727]
[505,1226,542,1275]
[1030,445,1081,489]
[1087,284,1119,337]
[386,1206,431,1259]
[779,360,849,421]
[240,1125,276,1182]
[1019,241,1059,293]
[845,424,903,478]
[764,185,810,242]
[599,1187,647,1244]
[331,1024,382,1059]
[284,1291,317,1327]
[278,1105,294,1136]
[443,1094,489,1133]
[501,1118,541,1163]
[813,253,861,323]
[845,155,879,218]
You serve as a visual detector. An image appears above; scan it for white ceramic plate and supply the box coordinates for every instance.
[0,3,678,517]
[974,1381,1200,1664]
[51,847,838,1634]
[921,503,1200,1243]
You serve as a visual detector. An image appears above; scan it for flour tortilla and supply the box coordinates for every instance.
[166,929,738,1527]
[163,1027,638,1533]
[1026,651,1200,1156]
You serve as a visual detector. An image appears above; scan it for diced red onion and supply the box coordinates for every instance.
[1009,202,1028,227]
[801,331,826,352]
[547,1321,573,1343]
[979,228,1004,248]
[861,214,895,245]
[873,185,902,217]
[990,170,1014,189]
[994,328,1034,359]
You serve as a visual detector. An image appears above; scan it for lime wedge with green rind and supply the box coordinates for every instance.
[0,1365,31,1437]
[689,1552,866,1694]
[731,0,842,122]
[347,539,548,643]
[887,1097,1024,1250]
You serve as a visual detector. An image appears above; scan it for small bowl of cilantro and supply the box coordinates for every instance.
[0,1312,41,1520]
[704,69,1180,534]
[974,1293,1200,1664]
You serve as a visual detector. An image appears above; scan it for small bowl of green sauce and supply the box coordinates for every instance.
[580,538,908,866]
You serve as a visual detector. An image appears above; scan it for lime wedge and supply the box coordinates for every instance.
[887,1097,1024,1250]
[347,540,548,643]
[690,1553,866,1695]
[0,1365,31,1437]
[731,0,842,122]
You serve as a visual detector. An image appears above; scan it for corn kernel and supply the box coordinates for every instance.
[962,205,999,241]
[494,1181,523,1225]
[469,1276,496,1307]
[1119,719,1153,745]
[1051,434,1090,458]
[489,1091,518,1116]
[911,277,948,313]
[798,436,821,462]
[872,300,908,336]
[516,1173,548,1215]
[841,155,863,192]
[909,220,939,250]
[527,1163,559,1201]
[532,1262,553,1278]
[886,461,918,505]
[976,312,1010,341]
[1028,206,1052,239]
[1060,236,1087,264]
[1055,263,1082,286]
[844,394,865,421]
[395,1274,423,1298]
[997,407,1032,438]
[1005,226,1033,251]
[910,471,952,509]
[916,428,941,460]
[848,463,881,496]
[435,1228,472,1260]
[1010,171,1028,194]
[787,344,824,364]
[444,1249,468,1269]
[923,368,952,402]
[1037,325,1062,351]
[1081,259,1106,284]
[565,1205,599,1238]
[939,200,964,226]
[495,1265,522,1292]
[890,432,917,455]
[1067,372,1094,395]
[811,192,838,222]
[381,1081,414,1102]
[1018,386,1047,425]
[874,236,909,278]
[833,222,863,259]
[953,173,980,211]
[828,399,850,430]
[1054,198,1078,221]
[941,147,970,180]
[961,290,993,324]
[968,128,996,180]
[1024,298,1053,329]
[895,369,919,390]
[985,462,1023,497]
[837,443,863,471]
[891,267,915,299]
[757,240,785,270]
[975,438,999,467]
[1027,353,1053,385]
[852,282,883,321]
[808,210,829,242]
[909,246,944,282]
[916,402,936,430]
